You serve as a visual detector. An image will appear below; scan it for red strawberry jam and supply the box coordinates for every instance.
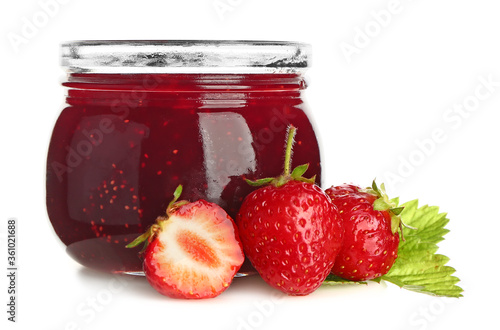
[46,41,322,273]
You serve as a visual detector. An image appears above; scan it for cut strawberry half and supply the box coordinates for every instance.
[127,185,244,299]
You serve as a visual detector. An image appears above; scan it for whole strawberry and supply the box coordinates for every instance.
[236,126,343,296]
[325,181,408,281]
[127,185,244,299]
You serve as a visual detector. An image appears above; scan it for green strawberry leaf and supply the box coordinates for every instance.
[245,177,274,187]
[290,163,309,179]
[323,274,367,285]
[390,206,405,216]
[380,199,463,298]
[322,198,462,298]
[373,198,391,211]
[125,230,150,248]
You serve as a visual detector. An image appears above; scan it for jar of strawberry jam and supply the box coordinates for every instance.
[46,40,321,274]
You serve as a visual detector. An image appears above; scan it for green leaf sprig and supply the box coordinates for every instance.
[323,199,463,298]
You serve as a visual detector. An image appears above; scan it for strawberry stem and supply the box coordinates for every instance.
[283,125,297,177]
[244,125,315,188]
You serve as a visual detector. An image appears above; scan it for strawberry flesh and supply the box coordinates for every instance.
[176,230,221,267]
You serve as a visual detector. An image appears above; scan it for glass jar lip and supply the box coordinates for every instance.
[61,40,311,74]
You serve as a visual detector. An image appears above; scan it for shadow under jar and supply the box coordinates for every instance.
[46,40,322,275]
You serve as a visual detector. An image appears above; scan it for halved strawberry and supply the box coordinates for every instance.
[127,185,244,299]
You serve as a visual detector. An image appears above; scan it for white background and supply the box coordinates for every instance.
[1,0,499,329]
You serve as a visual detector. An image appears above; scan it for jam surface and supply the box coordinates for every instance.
[46,74,321,273]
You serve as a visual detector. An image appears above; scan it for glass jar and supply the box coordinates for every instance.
[46,40,322,274]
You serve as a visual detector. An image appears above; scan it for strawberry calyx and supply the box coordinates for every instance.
[166,184,190,216]
[245,125,316,188]
[363,180,416,240]
[126,184,188,252]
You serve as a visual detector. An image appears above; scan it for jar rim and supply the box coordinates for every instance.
[61,40,311,74]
